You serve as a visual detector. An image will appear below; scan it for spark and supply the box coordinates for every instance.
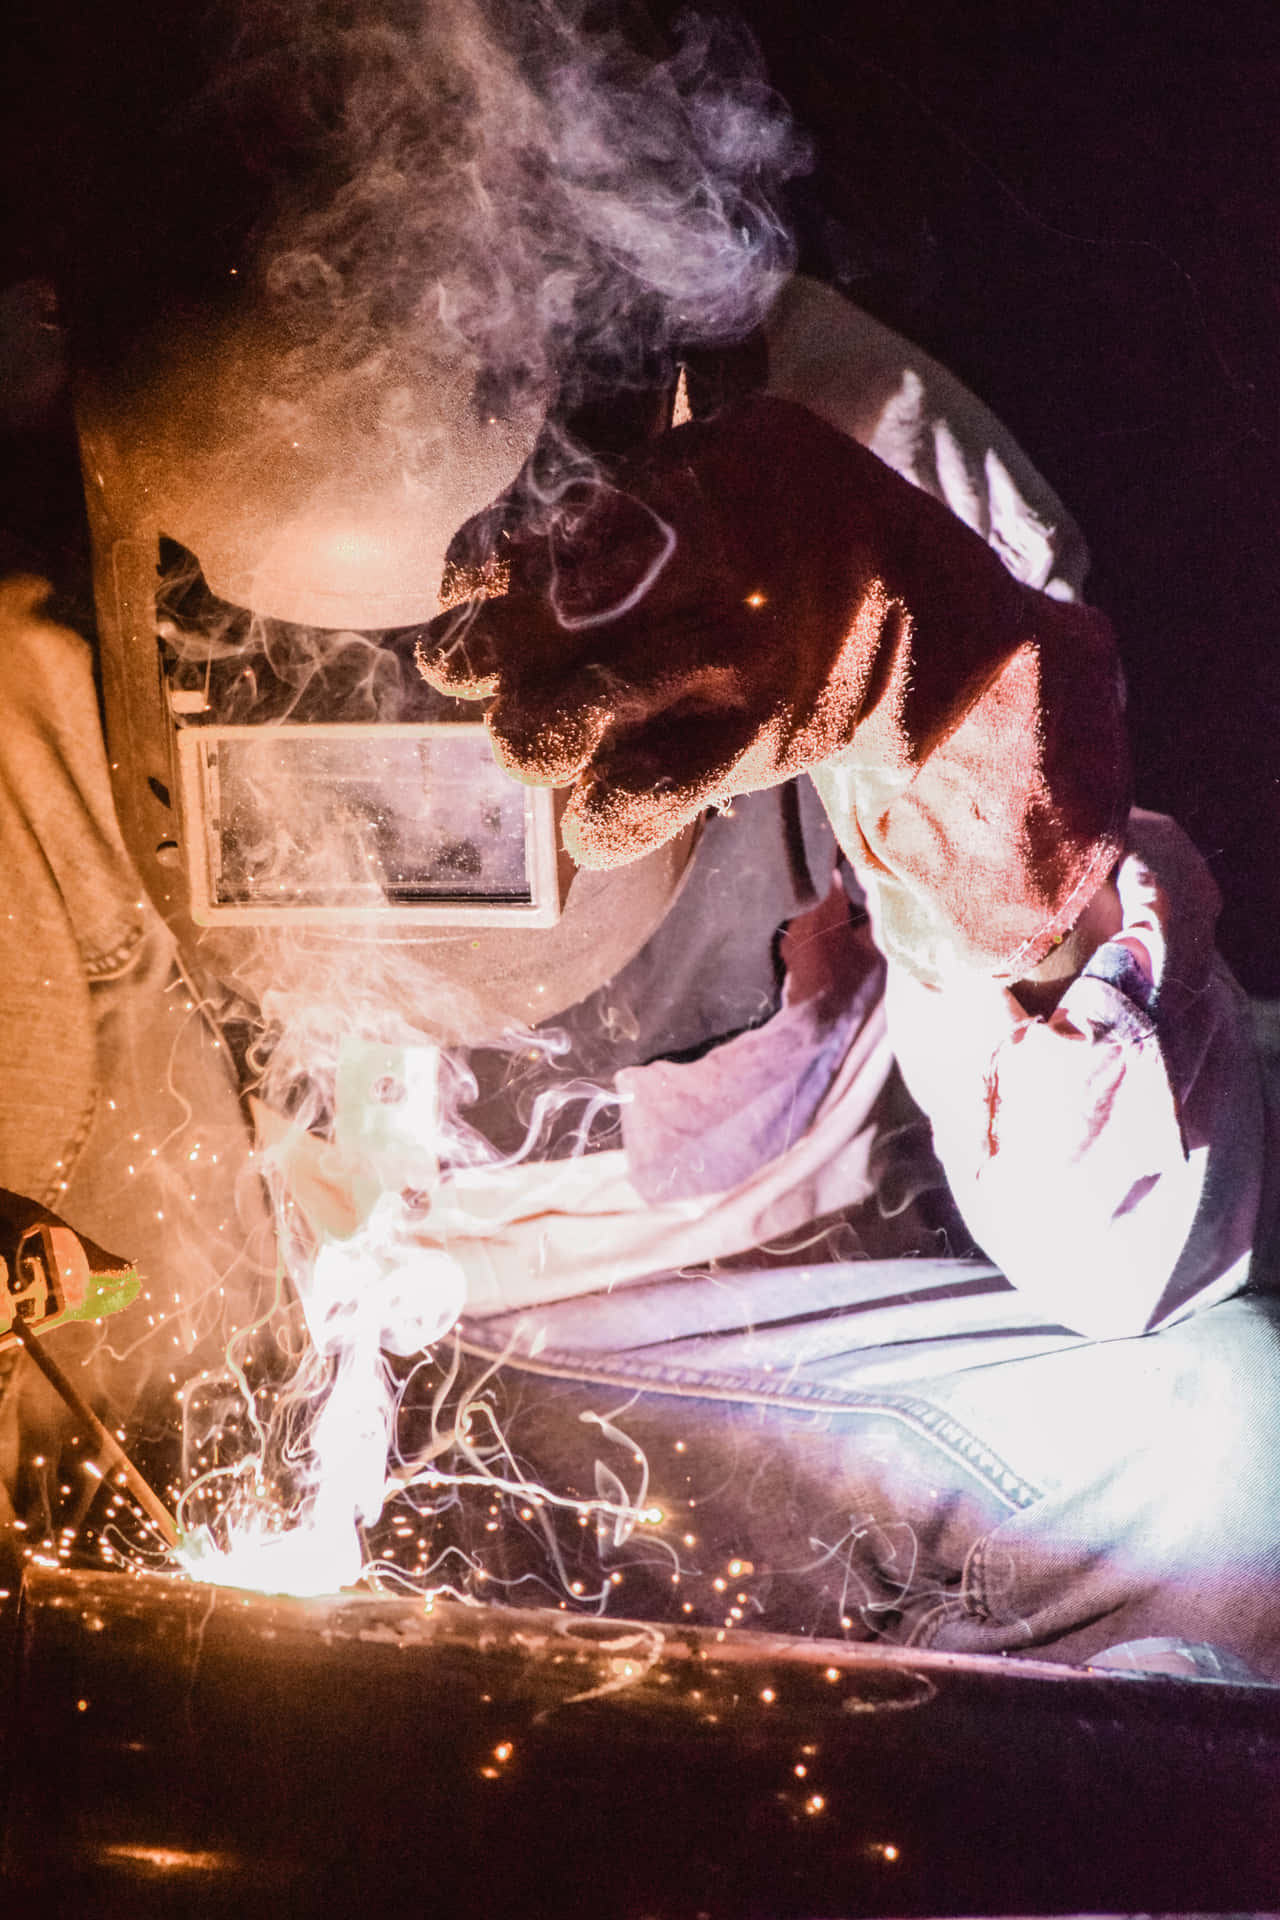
[101,1847,230,1875]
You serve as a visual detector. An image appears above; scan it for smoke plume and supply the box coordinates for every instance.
[137,0,814,1596]
[226,0,810,412]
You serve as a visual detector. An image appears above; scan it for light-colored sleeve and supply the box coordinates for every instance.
[764,274,1090,601]
[764,282,1265,1330]
[883,812,1264,1338]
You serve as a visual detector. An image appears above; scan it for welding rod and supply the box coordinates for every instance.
[10,1319,182,1551]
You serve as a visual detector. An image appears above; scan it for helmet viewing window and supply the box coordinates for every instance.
[155,540,561,929]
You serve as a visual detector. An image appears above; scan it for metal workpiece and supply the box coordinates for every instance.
[3,1567,1280,1918]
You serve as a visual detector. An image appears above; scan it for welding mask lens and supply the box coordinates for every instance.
[179,724,560,926]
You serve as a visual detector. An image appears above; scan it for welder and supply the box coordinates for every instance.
[2,1,1278,1673]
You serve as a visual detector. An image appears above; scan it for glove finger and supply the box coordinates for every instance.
[562,704,759,868]
[485,677,608,786]
[415,594,528,699]
[417,569,617,701]
[546,483,676,631]
[420,475,680,694]
[485,645,752,787]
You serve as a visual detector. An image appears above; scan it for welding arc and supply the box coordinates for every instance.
[9,1321,181,1551]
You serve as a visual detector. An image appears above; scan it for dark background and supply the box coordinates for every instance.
[4,0,1278,991]
[725,0,1280,996]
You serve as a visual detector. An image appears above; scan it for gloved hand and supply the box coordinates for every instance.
[417,395,1130,981]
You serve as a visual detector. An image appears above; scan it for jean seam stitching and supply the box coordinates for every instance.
[906,1598,970,1646]
[962,1531,994,1621]
[35,1086,98,1211]
[81,922,146,979]
[456,1333,1043,1513]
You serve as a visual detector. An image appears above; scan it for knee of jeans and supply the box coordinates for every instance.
[962,1302,1280,1605]
[1130,1297,1280,1567]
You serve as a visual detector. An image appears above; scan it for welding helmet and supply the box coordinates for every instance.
[75,303,697,1040]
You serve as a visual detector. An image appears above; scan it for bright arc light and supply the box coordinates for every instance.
[177,1510,362,1599]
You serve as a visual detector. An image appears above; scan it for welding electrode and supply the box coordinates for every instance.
[0,1203,181,1551]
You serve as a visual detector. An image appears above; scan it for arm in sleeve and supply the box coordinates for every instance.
[765,279,1131,988]
[765,273,1091,600]
[884,814,1265,1338]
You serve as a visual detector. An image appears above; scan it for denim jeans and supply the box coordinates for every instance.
[0,577,273,1534]
[455,1261,1280,1678]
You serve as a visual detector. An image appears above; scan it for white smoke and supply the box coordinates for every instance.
[166,0,810,1596]
[223,0,809,418]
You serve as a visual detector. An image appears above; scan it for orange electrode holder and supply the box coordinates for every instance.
[0,1206,140,1353]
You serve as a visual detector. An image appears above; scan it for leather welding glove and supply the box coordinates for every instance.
[416,395,1130,984]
